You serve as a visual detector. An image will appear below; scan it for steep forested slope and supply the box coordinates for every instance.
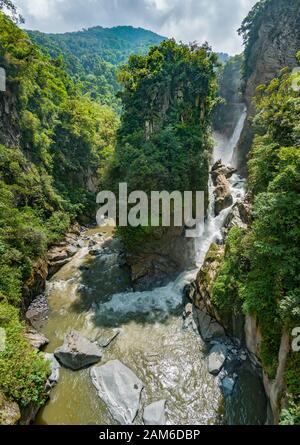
[27,26,165,111]
[0,11,118,419]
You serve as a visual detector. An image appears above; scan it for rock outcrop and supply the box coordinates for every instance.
[55,330,102,370]
[0,393,21,425]
[211,161,236,216]
[223,200,251,234]
[44,353,61,387]
[90,360,144,425]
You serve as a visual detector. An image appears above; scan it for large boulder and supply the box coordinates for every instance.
[143,400,167,425]
[54,330,102,370]
[208,344,227,375]
[214,177,233,216]
[90,360,144,424]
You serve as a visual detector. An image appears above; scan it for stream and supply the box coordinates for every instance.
[35,112,268,426]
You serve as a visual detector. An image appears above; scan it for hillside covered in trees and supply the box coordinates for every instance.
[27,26,165,111]
[0,9,119,417]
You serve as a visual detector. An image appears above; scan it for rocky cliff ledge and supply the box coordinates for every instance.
[234,0,300,175]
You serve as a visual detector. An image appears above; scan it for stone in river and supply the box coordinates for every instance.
[221,376,236,397]
[44,353,60,386]
[90,359,144,424]
[143,400,167,425]
[54,330,102,370]
[208,343,227,375]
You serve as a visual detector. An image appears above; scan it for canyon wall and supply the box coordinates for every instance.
[234,0,300,175]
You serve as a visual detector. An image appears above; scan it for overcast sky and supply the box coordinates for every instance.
[14,0,258,54]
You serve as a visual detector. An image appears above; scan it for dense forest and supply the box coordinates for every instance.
[0,0,299,426]
[0,9,120,416]
[27,26,165,111]
[111,40,218,247]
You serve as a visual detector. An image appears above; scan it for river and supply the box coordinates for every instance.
[35,111,268,425]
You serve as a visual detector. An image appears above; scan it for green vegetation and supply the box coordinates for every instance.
[110,40,218,247]
[213,60,300,423]
[0,302,50,408]
[28,26,165,112]
[0,11,118,415]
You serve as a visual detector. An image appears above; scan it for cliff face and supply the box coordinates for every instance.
[234,0,300,175]
[0,88,20,148]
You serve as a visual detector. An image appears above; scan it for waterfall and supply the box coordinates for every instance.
[94,110,247,322]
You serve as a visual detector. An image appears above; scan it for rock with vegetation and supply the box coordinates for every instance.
[111,39,218,287]
[212,60,300,423]
[54,330,102,370]
[0,302,50,417]
[44,353,60,387]
[91,360,144,425]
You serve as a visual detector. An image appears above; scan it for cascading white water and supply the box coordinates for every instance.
[96,111,248,324]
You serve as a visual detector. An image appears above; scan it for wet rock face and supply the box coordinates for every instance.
[54,330,102,370]
[90,360,144,425]
[211,161,236,216]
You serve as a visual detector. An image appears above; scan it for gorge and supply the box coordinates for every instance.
[0,0,300,427]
